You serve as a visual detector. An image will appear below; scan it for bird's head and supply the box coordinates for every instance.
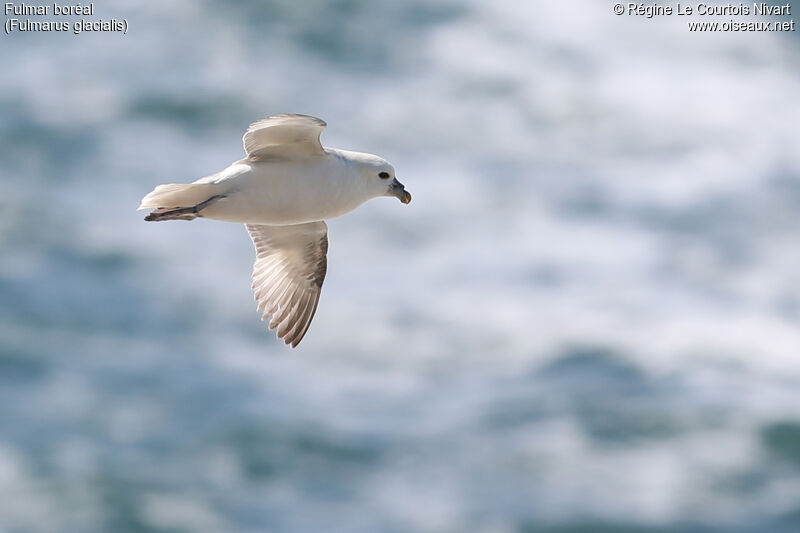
[348,152,412,205]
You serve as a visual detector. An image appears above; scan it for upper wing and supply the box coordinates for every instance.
[242,114,327,160]
[246,222,328,347]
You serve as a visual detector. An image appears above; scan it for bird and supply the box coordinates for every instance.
[138,114,411,347]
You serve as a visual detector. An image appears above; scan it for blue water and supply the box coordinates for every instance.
[2,1,800,531]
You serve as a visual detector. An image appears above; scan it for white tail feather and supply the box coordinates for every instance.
[138,183,224,210]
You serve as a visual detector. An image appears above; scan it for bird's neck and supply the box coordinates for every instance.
[316,150,375,218]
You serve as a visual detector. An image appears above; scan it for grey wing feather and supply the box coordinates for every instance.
[243,114,327,160]
[246,222,328,347]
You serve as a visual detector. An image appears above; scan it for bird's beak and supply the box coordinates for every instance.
[388,177,412,204]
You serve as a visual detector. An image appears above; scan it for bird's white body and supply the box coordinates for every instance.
[139,114,411,347]
[194,149,378,225]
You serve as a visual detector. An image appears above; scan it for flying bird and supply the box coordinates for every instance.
[139,114,411,347]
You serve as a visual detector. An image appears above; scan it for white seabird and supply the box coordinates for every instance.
[138,114,412,347]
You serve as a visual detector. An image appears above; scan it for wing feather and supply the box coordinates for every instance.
[269,285,300,329]
[245,222,328,347]
[286,293,315,341]
[242,114,327,161]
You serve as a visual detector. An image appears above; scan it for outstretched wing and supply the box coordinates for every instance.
[242,114,327,160]
[246,222,328,347]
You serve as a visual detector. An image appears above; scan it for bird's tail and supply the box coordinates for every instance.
[138,183,225,222]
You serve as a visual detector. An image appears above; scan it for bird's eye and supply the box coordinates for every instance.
[379,171,390,179]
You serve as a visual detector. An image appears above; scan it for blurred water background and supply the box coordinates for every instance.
[2,1,800,531]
